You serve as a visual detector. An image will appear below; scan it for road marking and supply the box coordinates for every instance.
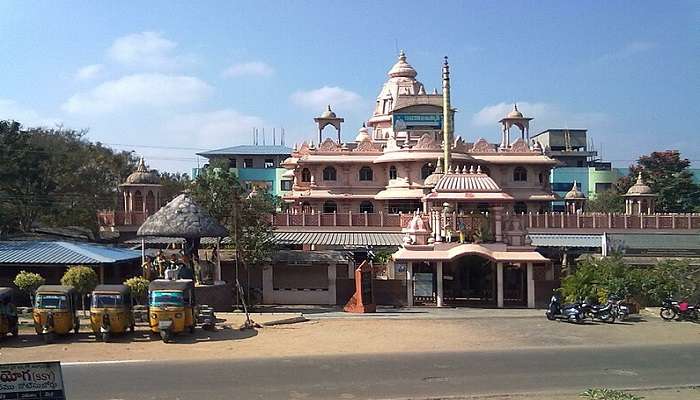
[61,360,149,366]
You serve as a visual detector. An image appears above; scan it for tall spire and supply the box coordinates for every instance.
[442,56,452,172]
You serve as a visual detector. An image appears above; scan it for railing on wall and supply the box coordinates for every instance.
[97,210,150,227]
[507,212,700,230]
[272,211,404,228]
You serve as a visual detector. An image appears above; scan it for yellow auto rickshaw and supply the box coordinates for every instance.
[0,287,19,339]
[33,285,80,344]
[148,279,195,342]
[90,284,135,342]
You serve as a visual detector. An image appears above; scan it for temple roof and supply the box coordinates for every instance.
[625,172,656,196]
[433,168,501,193]
[124,158,160,185]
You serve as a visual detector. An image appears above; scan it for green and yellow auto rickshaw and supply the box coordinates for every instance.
[148,279,196,342]
[0,287,19,339]
[33,285,80,344]
[90,284,135,342]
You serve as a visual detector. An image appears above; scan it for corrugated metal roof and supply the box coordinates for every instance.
[274,231,403,246]
[197,145,292,157]
[434,172,501,192]
[528,234,602,248]
[0,241,141,265]
[608,234,700,251]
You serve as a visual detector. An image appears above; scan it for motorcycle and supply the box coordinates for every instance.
[607,295,629,322]
[581,299,616,323]
[660,297,699,321]
[546,294,585,324]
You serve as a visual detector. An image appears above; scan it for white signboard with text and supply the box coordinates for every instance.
[0,361,66,400]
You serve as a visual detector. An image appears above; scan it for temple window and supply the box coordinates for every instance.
[421,163,433,180]
[389,165,397,180]
[513,167,528,182]
[514,202,528,214]
[301,168,311,182]
[133,190,143,212]
[359,166,374,181]
[323,201,338,213]
[323,166,337,181]
[359,201,374,213]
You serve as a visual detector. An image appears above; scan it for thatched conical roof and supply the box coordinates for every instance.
[137,193,228,238]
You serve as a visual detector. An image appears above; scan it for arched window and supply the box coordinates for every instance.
[359,166,373,181]
[301,168,311,182]
[514,202,528,214]
[132,190,143,212]
[359,201,374,213]
[323,201,338,213]
[513,167,528,182]
[323,166,336,181]
[145,191,155,213]
[389,165,397,180]
[421,163,433,180]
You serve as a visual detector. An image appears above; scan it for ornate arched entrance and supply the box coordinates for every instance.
[443,255,496,306]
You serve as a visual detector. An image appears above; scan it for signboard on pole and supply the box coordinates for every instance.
[0,361,66,400]
[393,113,443,131]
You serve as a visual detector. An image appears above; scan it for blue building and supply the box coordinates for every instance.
[195,145,293,197]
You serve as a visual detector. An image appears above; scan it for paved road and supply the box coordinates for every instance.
[63,344,700,400]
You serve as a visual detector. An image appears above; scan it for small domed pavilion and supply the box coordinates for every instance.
[564,181,586,213]
[624,172,657,215]
[119,157,164,216]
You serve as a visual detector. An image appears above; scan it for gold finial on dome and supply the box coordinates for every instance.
[507,103,524,118]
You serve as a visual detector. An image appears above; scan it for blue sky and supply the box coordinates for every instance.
[1,1,698,172]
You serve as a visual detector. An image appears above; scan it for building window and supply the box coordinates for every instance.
[388,200,422,214]
[595,183,612,192]
[301,168,311,183]
[323,166,337,181]
[133,190,143,212]
[230,158,237,168]
[359,201,374,213]
[514,202,528,214]
[389,165,397,180]
[552,182,581,192]
[281,180,293,191]
[421,163,433,180]
[264,159,275,168]
[243,158,254,168]
[513,167,528,182]
[323,201,338,213]
[359,166,373,181]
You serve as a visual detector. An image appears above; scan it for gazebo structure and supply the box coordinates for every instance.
[564,181,586,213]
[137,192,228,282]
[624,172,657,215]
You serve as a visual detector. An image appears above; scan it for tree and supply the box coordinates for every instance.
[616,150,700,213]
[13,270,45,304]
[124,276,150,305]
[585,190,624,213]
[191,158,241,226]
[159,171,192,202]
[60,265,99,314]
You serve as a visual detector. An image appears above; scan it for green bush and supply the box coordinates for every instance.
[580,388,643,400]
[61,265,99,313]
[124,276,150,305]
[13,271,45,303]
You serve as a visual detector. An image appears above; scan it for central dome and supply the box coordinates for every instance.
[507,104,524,119]
[125,158,160,185]
[388,50,417,79]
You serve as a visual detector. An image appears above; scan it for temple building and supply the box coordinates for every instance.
[278,52,560,308]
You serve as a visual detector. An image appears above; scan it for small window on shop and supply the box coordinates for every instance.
[243,159,254,168]
[264,159,275,168]
[281,180,293,191]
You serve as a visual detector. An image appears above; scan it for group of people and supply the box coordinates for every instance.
[141,251,195,282]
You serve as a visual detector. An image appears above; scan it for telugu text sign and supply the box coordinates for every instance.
[0,361,65,400]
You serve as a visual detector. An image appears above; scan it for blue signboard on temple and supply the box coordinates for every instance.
[393,113,442,131]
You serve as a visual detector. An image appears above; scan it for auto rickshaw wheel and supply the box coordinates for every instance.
[43,333,54,344]
[160,330,171,343]
[101,332,110,342]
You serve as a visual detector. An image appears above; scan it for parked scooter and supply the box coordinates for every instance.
[609,295,630,322]
[660,297,699,321]
[546,293,585,323]
[581,298,616,323]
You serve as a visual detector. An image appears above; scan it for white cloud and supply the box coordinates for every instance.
[74,64,104,81]
[290,86,362,111]
[471,101,608,130]
[0,99,61,127]
[107,31,193,70]
[222,61,274,78]
[61,73,213,114]
[594,41,657,64]
[164,109,265,148]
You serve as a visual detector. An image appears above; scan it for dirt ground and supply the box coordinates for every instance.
[1,312,699,364]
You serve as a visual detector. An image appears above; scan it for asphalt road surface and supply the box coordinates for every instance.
[63,343,700,399]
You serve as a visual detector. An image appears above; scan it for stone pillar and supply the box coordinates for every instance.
[492,206,503,242]
[436,261,444,307]
[123,191,128,212]
[496,262,504,308]
[328,263,337,305]
[262,265,273,304]
[406,261,414,307]
[527,263,535,309]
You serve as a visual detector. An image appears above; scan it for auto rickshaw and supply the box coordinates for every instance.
[33,285,80,344]
[90,284,135,342]
[0,287,19,339]
[148,279,196,342]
